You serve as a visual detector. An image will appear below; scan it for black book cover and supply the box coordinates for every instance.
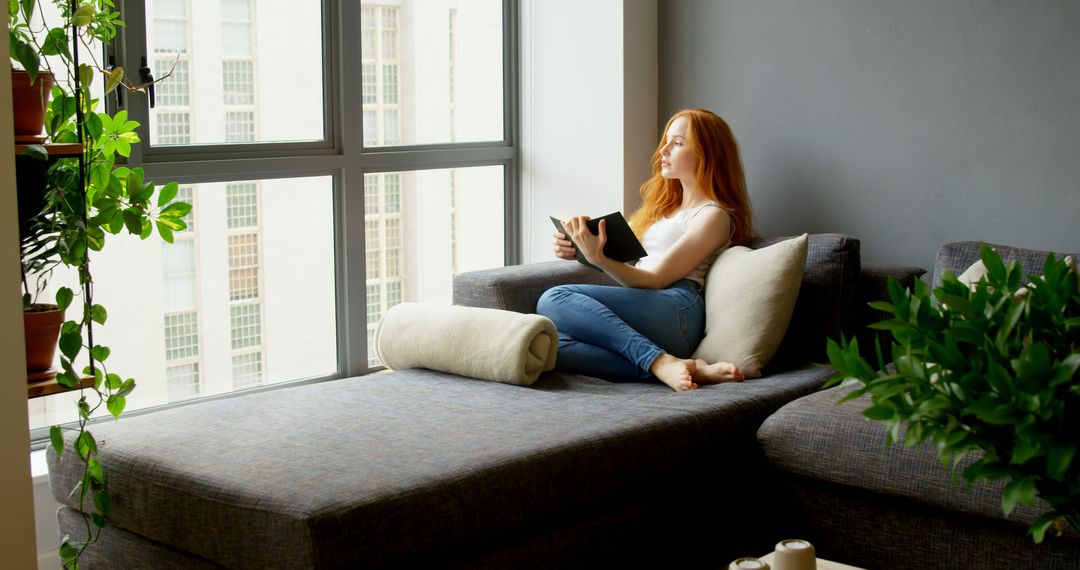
[549,212,647,271]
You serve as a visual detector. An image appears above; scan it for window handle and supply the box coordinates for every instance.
[139,57,156,109]
[108,56,123,107]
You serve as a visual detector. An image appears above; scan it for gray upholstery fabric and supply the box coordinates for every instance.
[57,507,220,569]
[855,262,927,358]
[758,384,1080,569]
[779,478,1080,570]
[757,386,1052,525]
[932,240,1079,290]
[50,365,832,568]
[452,260,616,314]
[754,233,861,371]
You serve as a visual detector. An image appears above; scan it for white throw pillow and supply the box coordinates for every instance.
[691,234,809,378]
[957,259,989,288]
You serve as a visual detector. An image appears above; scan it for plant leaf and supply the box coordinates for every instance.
[1046,443,1076,481]
[157,181,179,207]
[1028,512,1060,544]
[1002,475,1036,516]
[106,395,126,418]
[91,304,107,325]
[55,287,74,311]
[50,425,64,456]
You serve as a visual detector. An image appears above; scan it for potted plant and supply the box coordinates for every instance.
[9,0,55,142]
[825,244,1079,544]
[10,0,189,566]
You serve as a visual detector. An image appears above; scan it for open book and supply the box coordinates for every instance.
[549,211,648,271]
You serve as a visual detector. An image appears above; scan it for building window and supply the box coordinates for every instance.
[226,111,256,143]
[223,60,255,105]
[164,311,200,361]
[231,352,263,389]
[361,5,401,147]
[155,111,192,145]
[152,0,192,146]
[228,234,260,301]
[226,183,259,228]
[166,363,200,401]
[230,303,262,350]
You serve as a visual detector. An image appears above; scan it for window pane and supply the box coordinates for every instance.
[147,0,324,146]
[360,1,503,146]
[365,166,504,366]
[28,176,337,429]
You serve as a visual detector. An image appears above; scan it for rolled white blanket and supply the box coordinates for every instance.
[375,303,558,386]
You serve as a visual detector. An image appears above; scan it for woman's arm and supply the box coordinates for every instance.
[564,208,732,289]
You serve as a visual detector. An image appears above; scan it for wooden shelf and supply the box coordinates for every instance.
[28,375,95,399]
[15,142,83,157]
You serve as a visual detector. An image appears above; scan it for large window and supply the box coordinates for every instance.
[27,0,518,438]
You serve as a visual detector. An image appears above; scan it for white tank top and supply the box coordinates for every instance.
[634,202,733,287]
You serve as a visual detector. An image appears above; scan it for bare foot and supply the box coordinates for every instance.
[692,359,745,384]
[650,354,699,392]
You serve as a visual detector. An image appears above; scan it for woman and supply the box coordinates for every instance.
[537,109,755,392]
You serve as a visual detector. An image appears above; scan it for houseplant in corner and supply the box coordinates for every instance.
[825,244,1080,543]
[11,0,190,566]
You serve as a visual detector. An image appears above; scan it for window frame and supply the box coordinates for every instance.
[28,0,519,445]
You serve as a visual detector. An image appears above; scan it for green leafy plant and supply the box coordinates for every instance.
[11,0,188,567]
[825,244,1080,544]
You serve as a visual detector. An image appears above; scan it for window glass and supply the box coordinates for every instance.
[364,166,504,366]
[360,1,503,146]
[27,176,337,427]
[147,0,323,146]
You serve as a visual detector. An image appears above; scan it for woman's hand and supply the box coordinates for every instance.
[563,215,607,265]
[552,230,577,260]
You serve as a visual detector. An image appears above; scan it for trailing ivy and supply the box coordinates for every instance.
[11,1,186,567]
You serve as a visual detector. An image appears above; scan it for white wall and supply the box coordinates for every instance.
[520,0,659,263]
[1,18,44,569]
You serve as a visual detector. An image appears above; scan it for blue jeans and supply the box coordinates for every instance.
[535,279,705,382]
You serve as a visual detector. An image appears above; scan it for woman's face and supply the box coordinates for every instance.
[659,117,697,181]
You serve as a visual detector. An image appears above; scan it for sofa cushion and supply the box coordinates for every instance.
[757,386,1053,527]
[932,241,1080,290]
[751,233,862,372]
[693,234,808,378]
[50,366,833,568]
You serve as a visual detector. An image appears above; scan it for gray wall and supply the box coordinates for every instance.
[659,0,1079,270]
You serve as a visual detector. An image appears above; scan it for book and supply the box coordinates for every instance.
[549,211,648,271]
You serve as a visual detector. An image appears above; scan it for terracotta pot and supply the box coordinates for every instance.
[11,70,54,142]
[24,304,64,376]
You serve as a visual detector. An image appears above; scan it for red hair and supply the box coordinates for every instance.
[628,109,755,246]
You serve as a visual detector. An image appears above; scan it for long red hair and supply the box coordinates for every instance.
[628,109,755,246]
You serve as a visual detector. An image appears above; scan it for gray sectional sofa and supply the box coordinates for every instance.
[758,241,1080,570]
[46,236,1075,568]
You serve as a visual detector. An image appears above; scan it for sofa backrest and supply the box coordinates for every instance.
[453,233,863,370]
[750,233,861,372]
[933,241,1080,289]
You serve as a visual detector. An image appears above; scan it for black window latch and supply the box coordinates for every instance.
[139,57,155,109]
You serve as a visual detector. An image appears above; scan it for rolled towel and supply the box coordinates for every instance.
[375,303,558,386]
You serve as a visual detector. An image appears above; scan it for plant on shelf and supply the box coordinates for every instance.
[10,0,190,566]
[825,244,1080,544]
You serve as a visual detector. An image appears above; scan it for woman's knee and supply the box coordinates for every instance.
[536,285,571,315]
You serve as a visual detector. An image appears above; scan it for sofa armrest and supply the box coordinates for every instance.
[855,263,927,355]
[453,260,617,313]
